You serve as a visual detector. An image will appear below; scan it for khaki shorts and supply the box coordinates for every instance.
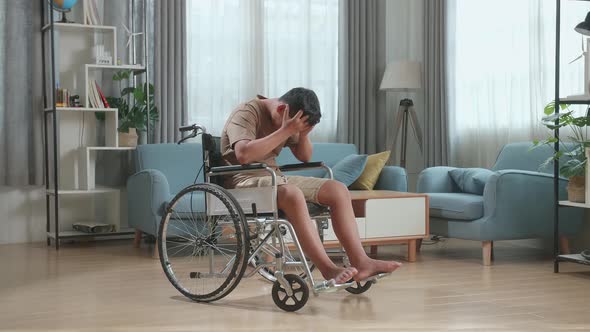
[233,175,329,204]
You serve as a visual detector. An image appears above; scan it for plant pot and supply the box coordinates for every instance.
[118,128,138,147]
[567,176,585,203]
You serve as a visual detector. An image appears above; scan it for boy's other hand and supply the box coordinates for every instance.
[300,124,315,137]
[282,106,310,135]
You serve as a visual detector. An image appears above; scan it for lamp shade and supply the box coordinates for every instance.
[575,11,590,36]
[380,61,422,91]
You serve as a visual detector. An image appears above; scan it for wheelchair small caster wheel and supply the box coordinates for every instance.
[345,280,373,294]
[272,274,309,312]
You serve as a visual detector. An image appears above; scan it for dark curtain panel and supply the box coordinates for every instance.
[423,0,449,166]
[0,1,44,186]
[338,0,388,154]
[153,0,188,144]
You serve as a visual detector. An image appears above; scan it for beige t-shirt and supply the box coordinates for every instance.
[220,97,298,186]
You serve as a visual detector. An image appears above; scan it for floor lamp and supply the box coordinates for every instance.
[380,61,424,169]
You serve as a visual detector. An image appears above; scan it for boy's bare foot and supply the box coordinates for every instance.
[322,266,358,284]
[354,258,402,281]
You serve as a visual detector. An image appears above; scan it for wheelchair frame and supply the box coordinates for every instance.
[159,124,373,312]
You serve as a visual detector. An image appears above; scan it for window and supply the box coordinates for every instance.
[186,0,339,140]
[447,0,586,167]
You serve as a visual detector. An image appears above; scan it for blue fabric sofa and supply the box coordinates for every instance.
[417,142,584,265]
[127,142,407,247]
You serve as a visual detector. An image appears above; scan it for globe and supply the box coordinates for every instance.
[51,0,78,12]
[48,0,78,23]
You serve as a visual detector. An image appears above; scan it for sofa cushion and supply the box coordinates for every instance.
[350,151,391,190]
[331,154,368,186]
[449,168,495,195]
[428,193,484,221]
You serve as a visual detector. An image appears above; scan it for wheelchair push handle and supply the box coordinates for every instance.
[177,124,208,144]
[179,124,207,133]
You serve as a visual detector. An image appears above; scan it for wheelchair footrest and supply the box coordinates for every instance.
[313,279,354,293]
[358,272,392,284]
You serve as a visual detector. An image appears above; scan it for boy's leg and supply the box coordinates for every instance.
[276,184,357,284]
[315,180,402,281]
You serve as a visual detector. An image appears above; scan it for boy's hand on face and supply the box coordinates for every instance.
[281,106,310,135]
[300,124,315,137]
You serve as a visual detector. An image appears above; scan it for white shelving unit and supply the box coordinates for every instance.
[553,0,590,271]
[42,0,149,248]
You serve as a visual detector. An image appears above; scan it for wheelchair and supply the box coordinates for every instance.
[157,124,384,312]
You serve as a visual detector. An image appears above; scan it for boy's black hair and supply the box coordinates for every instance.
[279,87,321,126]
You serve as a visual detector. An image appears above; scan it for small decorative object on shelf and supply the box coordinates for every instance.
[56,87,70,107]
[49,0,78,24]
[122,23,143,62]
[92,45,112,65]
[69,94,82,107]
[119,128,138,147]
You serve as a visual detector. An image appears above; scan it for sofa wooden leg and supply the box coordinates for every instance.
[133,230,142,248]
[370,245,378,257]
[559,235,570,255]
[482,241,493,266]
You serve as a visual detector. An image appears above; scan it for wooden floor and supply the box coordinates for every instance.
[1,239,590,331]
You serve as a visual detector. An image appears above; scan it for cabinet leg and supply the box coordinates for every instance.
[133,230,142,248]
[407,240,417,262]
[559,235,570,255]
[483,241,493,266]
[416,239,422,253]
[370,245,378,257]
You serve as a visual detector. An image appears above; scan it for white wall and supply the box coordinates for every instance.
[0,187,46,244]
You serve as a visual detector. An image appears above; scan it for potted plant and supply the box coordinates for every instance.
[534,101,589,202]
[99,69,158,147]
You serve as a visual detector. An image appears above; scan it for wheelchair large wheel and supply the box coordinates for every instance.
[158,183,249,303]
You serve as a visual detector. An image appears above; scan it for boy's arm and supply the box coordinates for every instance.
[234,110,308,164]
[289,132,313,163]
[234,128,293,164]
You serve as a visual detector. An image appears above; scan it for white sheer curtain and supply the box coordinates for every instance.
[186,0,339,141]
[447,0,587,167]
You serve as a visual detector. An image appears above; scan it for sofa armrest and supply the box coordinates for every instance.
[417,166,459,193]
[481,170,583,238]
[127,169,171,235]
[374,166,408,192]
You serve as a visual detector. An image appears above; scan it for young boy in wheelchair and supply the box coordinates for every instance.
[220,87,402,284]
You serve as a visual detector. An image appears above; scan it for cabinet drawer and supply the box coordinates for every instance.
[365,197,426,238]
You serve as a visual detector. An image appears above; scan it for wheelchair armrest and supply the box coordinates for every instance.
[209,163,268,174]
[278,162,325,171]
[279,162,333,180]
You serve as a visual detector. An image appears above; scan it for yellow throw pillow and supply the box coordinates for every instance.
[350,151,391,190]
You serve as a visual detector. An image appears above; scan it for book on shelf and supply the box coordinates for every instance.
[73,222,116,233]
[87,79,106,108]
[95,81,110,108]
